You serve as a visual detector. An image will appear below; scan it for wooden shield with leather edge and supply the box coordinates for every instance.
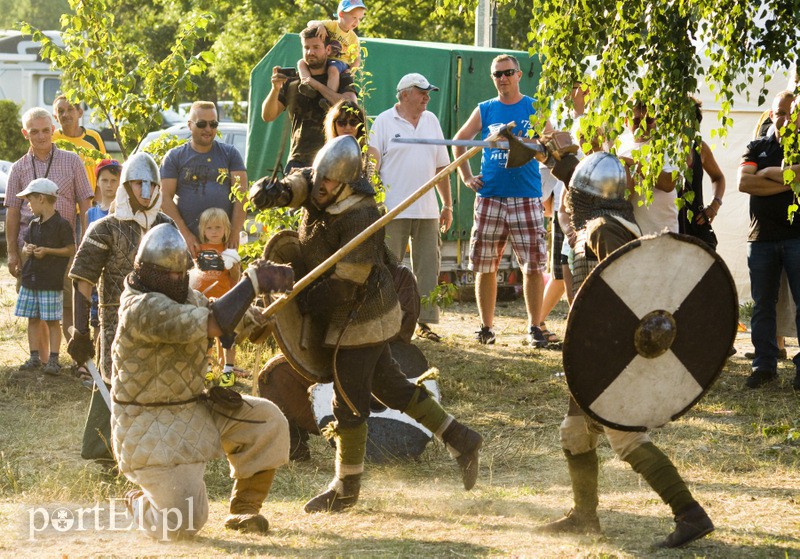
[257,353,320,434]
[563,233,738,431]
[262,230,333,383]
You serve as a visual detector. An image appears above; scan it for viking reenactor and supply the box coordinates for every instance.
[68,153,173,462]
[538,152,715,547]
[248,135,483,513]
[111,224,293,539]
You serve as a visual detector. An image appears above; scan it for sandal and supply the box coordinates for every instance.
[538,323,561,344]
[416,323,442,342]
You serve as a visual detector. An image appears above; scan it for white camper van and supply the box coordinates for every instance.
[0,31,62,114]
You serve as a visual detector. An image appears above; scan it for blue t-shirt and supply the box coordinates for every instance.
[478,96,542,198]
[160,141,246,237]
[86,204,109,225]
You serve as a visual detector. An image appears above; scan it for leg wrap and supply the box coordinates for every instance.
[403,385,447,432]
[322,421,367,475]
[624,442,695,515]
[565,449,599,515]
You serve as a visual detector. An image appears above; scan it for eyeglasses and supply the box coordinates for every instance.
[492,69,518,78]
[632,116,656,127]
[193,120,219,129]
[336,118,362,127]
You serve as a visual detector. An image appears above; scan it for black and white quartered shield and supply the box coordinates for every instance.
[563,233,738,431]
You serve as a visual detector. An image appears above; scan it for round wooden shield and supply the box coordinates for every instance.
[563,233,738,431]
[262,230,333,383]
[257,354,320,434]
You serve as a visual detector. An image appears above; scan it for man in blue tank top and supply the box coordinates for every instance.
[453,54,553,347]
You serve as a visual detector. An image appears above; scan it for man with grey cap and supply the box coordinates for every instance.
[369,73,453,341]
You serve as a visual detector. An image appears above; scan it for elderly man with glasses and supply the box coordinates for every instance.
[453,54,554,347]
[368,73,454,342]
[160,101,248,257]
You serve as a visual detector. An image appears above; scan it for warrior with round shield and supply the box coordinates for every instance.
[248,135,483,513]
[538,152,716,548]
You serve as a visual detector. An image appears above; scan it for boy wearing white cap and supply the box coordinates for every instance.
[14,178,76,375]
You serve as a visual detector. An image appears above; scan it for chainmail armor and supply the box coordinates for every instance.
[569,188,636,233]
[129,262,190,303]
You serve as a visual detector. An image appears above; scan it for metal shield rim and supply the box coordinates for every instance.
[563,232,739,431]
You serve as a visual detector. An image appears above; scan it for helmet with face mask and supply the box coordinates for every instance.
[121,152,161,212]
[131,223,192,302]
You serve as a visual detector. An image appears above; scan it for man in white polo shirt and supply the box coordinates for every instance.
[369,73,453,342]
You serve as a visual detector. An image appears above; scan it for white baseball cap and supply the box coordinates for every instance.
[396,73,439,92]
[17,178,59,198]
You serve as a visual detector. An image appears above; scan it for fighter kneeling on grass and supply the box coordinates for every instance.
[111,223,293,540]
[249,135,483,513]
[537,152,714,548]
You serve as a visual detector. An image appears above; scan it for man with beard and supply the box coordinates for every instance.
[538,152,714,548]
[261,25,358,173]
[111,224,293,540]
[249,135,483,513]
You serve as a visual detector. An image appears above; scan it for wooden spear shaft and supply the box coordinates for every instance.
[261,144,483,318]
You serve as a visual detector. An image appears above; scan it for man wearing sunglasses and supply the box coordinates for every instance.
[369,73,454,342]
[453,55,553,347]
[618,100,679,236]
[160,101,248,257]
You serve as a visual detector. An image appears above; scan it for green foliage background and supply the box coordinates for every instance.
[0,100,29,162]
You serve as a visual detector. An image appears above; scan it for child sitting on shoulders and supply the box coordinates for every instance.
[14,179,76,376]
[189,207,243,387]
[298,0,366,101]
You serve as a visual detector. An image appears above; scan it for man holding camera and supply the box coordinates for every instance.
[261,25,358,173]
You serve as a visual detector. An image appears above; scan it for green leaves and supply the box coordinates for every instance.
[21,0,214,158]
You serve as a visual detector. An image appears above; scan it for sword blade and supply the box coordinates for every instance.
[391,137,510,149]
[85,359,112,410]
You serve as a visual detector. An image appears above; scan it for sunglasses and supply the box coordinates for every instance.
[193,120,219,129]
[492,69,518,78]
[632,116,656,127]
[336,117,362,127]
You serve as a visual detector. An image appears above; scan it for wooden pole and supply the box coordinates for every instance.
[261,144,483,318]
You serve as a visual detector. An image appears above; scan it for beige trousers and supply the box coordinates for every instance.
[127,395,289,540]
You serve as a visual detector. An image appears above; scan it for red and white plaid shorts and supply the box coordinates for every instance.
[468,196,547,274]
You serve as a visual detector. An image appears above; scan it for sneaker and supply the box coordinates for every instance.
[475,325,495,345]
[219,371,235,387]
[745,369,777,389]
[43,362,62,376]
[528,325,548,348]
[19,357,42,371]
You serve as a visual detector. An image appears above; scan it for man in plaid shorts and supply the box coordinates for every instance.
[453,54,553,346]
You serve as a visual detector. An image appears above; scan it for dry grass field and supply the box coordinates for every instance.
[0,259,798,558]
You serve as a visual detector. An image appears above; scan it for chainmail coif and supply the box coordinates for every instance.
[129,262,189,303]
[568,188,637,233]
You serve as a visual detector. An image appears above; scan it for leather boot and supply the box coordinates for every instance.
[224,469,276,533]
[538,449,601,534]
[441,419,483,490]
[657,502,714,548]
[303,473,362,513]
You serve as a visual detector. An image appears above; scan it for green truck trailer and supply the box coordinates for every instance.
[247,35,542,291]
